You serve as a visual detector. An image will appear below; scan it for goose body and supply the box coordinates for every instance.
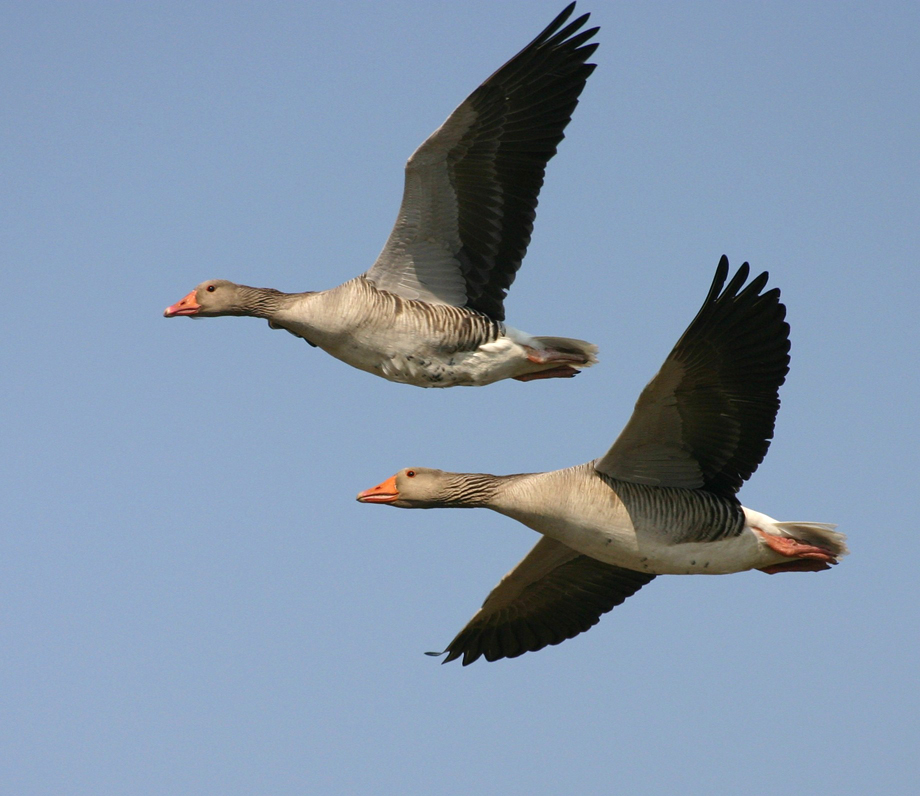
[164,4,599,388]
[484,466,763,576]
[358,258,849,664]
[267,278,593,387]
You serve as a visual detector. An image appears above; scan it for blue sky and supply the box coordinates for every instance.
[3,1,919,793]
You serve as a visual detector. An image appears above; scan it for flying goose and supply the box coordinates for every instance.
[357,257,848,664]
[164,4,599,387]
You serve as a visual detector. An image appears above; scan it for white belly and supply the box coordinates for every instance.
[301,323,532,388]
[376,335,531,387]
[520,511,772,575]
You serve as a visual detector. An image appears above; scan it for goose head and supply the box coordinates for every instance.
[356,468,455,508]
[164,279,249,317]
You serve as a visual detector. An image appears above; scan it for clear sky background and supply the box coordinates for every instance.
[3,1,918,793]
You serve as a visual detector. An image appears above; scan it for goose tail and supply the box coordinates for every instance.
[531,336,599,368]
[746,509,849,574]
[773,521,849,559]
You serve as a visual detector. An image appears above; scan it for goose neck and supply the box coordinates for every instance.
[236,286,304,319]
[438,472,512,509]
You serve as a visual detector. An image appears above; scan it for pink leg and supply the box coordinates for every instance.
[754,528,838,574]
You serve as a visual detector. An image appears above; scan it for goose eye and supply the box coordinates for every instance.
[406,470,416,478]
[206,285,216,292]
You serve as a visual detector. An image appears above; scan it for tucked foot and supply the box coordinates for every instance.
[760,560,834,574]
[515,344,590,381]
[754,528,839,574]
[513,366,580,382]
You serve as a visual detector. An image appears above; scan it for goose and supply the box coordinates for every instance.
[357,257,848,664]
[164,4,599,387]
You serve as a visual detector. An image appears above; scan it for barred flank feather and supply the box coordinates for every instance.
[606,477,747,544]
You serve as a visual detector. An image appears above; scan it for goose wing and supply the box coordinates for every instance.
[364,3,598,321]
[430,537,654,666]
[594,256,791,498]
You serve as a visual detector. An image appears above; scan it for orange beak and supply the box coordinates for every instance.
[356,474,399,504]
[164,289,201,317]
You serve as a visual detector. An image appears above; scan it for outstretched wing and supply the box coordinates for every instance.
[364,3,598,320]
[430,537,654,666]
[595,256,790,498]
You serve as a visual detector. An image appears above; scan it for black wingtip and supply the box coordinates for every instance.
[705,255,731,305]
[533,3,594,52]
[426,648,463,665]
[539,3,578,42]
[707,255,769,306]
